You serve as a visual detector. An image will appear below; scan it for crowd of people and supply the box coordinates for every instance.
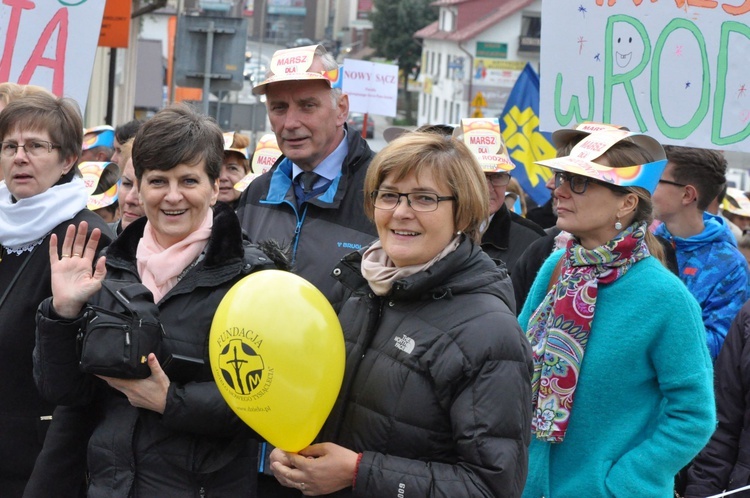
[2,44,750,497]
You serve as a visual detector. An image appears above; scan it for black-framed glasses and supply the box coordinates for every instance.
[485,172,512,187]
[371,190,456,212]
[658,178,688,188]
[0,140,60,158]
[554,171,621,195]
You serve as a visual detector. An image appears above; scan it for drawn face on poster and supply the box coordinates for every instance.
[540,1,750,152]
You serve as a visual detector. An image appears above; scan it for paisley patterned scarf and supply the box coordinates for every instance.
[526,222,650,442]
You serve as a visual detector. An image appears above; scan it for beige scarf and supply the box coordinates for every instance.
[360,236,461,296]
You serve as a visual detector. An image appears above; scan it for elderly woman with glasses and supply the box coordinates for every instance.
[519,129,715,497]
[267,132,533,497]
[0,92,113,496]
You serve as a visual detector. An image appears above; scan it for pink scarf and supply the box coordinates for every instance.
[360,236,461,296]
[136,211,213,302]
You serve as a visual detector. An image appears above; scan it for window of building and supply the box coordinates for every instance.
[521,12,541,38]
[519,12,541,54]
[439,8,456,32]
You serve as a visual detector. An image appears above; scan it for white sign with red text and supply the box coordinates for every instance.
[0,0,106,111]
[342,59,398,117]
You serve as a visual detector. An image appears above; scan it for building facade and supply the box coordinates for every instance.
[415,0,542,126]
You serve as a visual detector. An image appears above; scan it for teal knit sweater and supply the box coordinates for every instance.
[519,251,716,498]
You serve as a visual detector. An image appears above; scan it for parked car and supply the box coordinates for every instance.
[286,38,315,49]
[347,113,374,139]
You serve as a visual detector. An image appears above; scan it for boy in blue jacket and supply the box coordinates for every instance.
[653,145,750,360]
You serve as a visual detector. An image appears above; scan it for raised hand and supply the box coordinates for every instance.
[49,221,107,318]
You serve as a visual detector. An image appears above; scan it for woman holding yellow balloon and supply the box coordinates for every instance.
[269,132,534,497]
[33,105,285,497]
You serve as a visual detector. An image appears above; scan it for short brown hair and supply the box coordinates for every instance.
[0,92,82,164]
[132,104,223,181]
[664,145,726,211]
[364,132,489,243]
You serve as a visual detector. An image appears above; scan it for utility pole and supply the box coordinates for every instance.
[169,0,185,104]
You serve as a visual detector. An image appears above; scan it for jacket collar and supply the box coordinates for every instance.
[105,202,244,271]
[481,204,511,251]
[334,236,513,305]
[264,124,374,209]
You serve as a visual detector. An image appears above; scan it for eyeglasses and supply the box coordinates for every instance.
[658,179,688,188]
[485,172,512,187]
[0,140,61,158]
[371,190,456,212]
[554,171,620,195]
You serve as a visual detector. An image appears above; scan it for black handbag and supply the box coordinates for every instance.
[78,280,164,379]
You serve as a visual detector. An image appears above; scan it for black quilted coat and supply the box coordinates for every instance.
[320,236,533,498]
[34,203,278,498]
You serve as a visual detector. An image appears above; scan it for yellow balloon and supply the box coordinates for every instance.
[209,270,345,452]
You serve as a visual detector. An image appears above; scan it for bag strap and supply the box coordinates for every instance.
[546,256,564,294]
[98,280,159,321]
[0,243,40,309]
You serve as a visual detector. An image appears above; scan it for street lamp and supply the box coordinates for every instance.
[257,0,267,76]
[169,0,185,104]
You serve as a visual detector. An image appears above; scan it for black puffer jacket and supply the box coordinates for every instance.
[685,299,750,497]
[34,203,278,498]
[319,237,533,498]
[0,208,111,498]
[481,204,545,275]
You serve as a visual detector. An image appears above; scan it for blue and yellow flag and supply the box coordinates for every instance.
[499,63,556,206]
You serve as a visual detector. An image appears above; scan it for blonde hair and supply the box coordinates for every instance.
[0,83,52,107]
[226,132,251,173]
[119,138,134,170]
[364,132,489,243]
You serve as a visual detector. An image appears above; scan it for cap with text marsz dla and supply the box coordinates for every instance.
[252,45,340,96]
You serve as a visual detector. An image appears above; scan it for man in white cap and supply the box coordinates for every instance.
[236,48,378,495]
[237,45,377,308]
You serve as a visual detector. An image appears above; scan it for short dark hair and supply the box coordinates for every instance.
[664,145,726,211]
[0,92,82,163]
[115,119,144,144]
[132,104,223,181]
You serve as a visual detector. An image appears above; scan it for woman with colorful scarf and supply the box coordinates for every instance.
[519,129,715,497]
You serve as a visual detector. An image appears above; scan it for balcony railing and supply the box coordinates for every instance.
[518,35,540,54]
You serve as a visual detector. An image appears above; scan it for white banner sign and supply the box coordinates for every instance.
[540,1,750,152]
[342,59,398,117]
[0,0,106,111]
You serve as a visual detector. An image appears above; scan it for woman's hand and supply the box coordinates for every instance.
[98,354,170,414]
[270,443,359,496]
[49,221,106,318]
